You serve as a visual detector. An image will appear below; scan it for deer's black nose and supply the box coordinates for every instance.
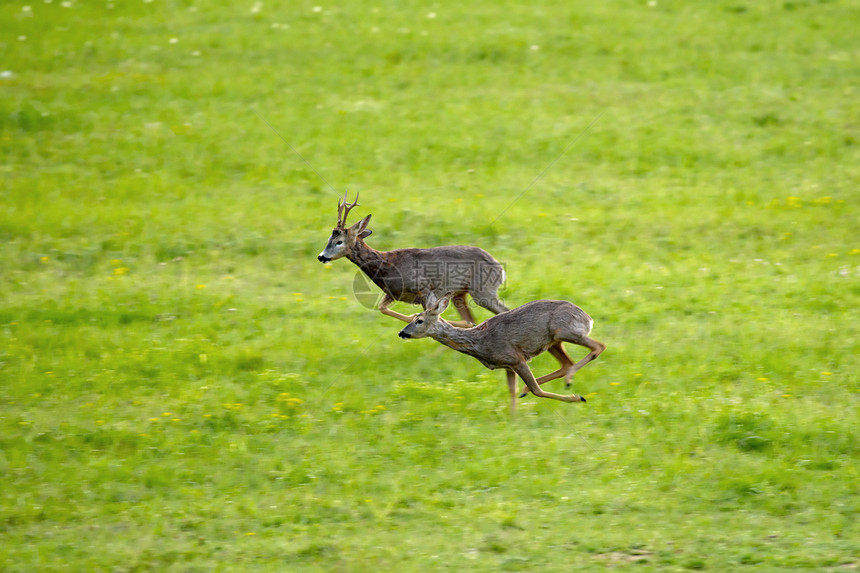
[398,331,411,339]
[318,255,330,263]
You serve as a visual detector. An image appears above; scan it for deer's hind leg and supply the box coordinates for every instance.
[472,263,509,315]
[447,292,476,327]
[472,289,509,315]
[565,336,606,377]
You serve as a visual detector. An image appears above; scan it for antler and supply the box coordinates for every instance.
[336,191,360,228]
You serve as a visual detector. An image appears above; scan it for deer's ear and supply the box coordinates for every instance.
[358,229,372,239]
[352,214,372,233]
[427,293,450,314]
[437,295,451,313]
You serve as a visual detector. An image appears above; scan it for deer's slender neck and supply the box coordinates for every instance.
[347,240,388,276]
[430,321,481,355]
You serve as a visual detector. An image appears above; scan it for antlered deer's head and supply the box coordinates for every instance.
[318,192,372,263]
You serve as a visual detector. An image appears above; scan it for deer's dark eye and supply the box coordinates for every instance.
[416,319,424,325]
[336,241,343,246]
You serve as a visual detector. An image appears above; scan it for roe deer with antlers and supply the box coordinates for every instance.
[398,293,606,413]
[318,193,508,325]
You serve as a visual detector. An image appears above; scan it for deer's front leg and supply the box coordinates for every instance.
[378,294,417,324]
[506,369,518,415]
[519,343,574,397]
[513,363,586,404]
[518,368,568,398]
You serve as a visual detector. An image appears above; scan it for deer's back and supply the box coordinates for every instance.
[390,245,501,266]
[474,300,593,363]
[384,245,504,294]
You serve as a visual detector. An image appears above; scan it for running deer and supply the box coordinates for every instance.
[398,293,606,413]
[318,193,509,325]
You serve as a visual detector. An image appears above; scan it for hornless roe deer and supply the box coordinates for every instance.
[398,293,606,413]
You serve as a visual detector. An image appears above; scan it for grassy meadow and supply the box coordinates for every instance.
[2,0,859,570]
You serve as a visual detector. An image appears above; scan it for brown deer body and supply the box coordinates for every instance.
[398,294,606,413]
[318,193,508,324]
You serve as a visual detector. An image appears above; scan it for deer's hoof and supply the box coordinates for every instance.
[580,396,587,403]
[519,392,528,398]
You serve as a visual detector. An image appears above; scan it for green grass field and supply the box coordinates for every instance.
[2,0,858,570]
